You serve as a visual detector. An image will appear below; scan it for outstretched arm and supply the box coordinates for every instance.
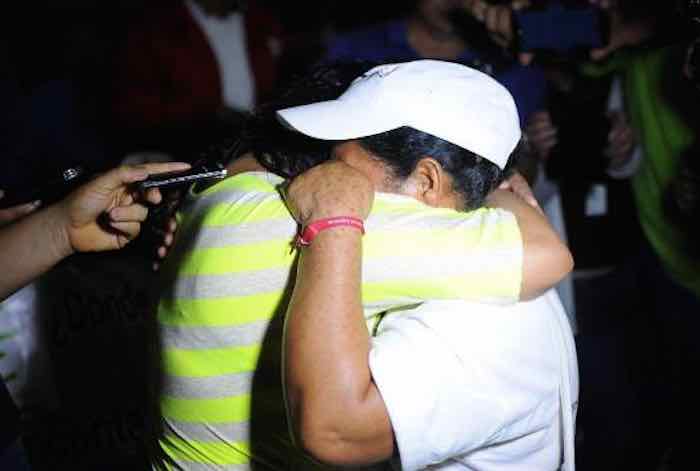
[0,162,189,301]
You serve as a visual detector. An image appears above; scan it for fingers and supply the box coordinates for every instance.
[93,162,192,193]
[485,5,514,47]
[286,160,375,223]
[144,187,163,205]
[158,219,177,258]
[158,242,170,259]
[462,0,515,48]
[462,0,487,21]
[153,217,177,271]
[504,172,541,211]
[0,199,41,226]
[108,221,141,248]
[589,6,651,62]
[109,167,170,209]
[109,203,149,223]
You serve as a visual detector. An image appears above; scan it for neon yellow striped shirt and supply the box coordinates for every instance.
[157,171,522,470]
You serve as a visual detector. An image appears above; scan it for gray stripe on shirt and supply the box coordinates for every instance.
[163,372,254,399]
[173,267,291,300]
[161,320,271,350]
[165,418,250,444]
[190,219,297,249]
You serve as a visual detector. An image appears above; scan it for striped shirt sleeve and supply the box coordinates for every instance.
[361,192,522,315]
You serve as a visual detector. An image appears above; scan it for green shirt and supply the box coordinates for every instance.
[623,47,700,296]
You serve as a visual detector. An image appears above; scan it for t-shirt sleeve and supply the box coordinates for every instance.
[360,194,523,314]
[368,305,506,470]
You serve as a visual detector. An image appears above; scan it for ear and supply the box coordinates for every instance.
[404,157,450,207]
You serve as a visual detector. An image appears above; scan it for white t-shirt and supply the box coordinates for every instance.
[186,0,256,111]
[369,290,578,471]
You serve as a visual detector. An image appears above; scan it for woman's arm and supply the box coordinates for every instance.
[487,173,573,300]
[284,161,394,465]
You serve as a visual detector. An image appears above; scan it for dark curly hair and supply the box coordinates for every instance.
[217,61,377,178]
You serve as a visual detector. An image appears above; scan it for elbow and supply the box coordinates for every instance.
[521,238,574,301]
[291,394,390,467]
[294,409,364,466]
[297,428,353,466]
[557,240,575,280]
[546,237,574,283]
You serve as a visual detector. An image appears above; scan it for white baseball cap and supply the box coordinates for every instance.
[276,60,521,170]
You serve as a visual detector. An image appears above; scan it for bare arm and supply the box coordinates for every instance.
[0,162,189,301]
[489,173,573,300]
[284,161,394,465]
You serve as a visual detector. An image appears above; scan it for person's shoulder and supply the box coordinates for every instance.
[204,171,283,196]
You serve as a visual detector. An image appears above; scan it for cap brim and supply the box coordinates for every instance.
[277,98,402,141]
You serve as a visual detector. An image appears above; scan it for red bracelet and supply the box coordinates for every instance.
[296,216,365,247]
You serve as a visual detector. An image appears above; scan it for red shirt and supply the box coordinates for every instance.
[112,2,283,129]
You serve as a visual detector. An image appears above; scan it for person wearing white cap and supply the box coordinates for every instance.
[154,60,575,471]
[283,60,578,471]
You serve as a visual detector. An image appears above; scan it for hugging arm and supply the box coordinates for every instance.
[489,172,573,300]
[284,161,394,465]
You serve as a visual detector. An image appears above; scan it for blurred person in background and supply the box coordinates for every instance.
[526,1,700,469]
[619,24,700,471]
[325,0,547,127]
[523,2,656,468]
[111,0,285,161]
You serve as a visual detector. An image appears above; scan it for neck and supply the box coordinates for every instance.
[225,152,266,176]
[407,16,467,60]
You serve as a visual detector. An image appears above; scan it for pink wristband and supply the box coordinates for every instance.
[296,216,365,247]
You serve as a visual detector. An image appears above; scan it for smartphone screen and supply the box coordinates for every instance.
[514,3,604,53]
